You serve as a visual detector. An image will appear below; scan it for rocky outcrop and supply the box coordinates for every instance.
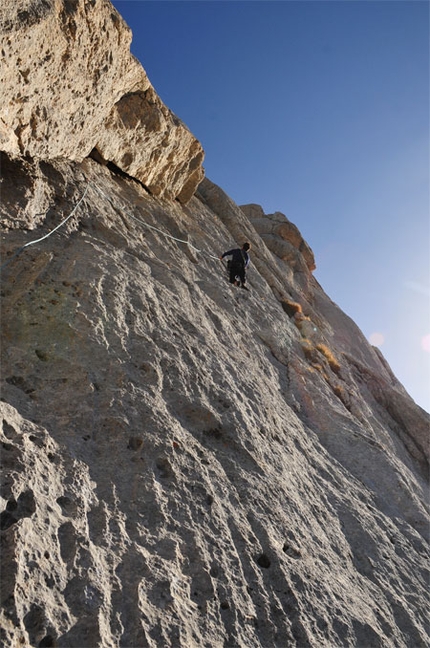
[241,204,316,272]
[0,1,429,647]
[0,0,204,202]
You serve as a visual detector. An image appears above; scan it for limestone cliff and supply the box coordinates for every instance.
[1,2,429,648]
[0,0,203,202]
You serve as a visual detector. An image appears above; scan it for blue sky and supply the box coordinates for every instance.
[111,0,429,412]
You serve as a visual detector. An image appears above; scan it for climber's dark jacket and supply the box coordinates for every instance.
[221,248,250,268]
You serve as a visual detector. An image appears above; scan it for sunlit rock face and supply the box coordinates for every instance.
[0,0,204,202]
[0,2,429,647]
[241,204,316,272]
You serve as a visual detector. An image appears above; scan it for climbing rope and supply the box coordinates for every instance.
[0,185,89,272]
[91,182,220,260]
[1,179,222,273]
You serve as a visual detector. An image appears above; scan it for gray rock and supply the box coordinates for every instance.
[0,2,428,647]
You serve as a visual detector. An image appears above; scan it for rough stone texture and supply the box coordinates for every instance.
[241,204,316,272]
[1,1,429,646]
[1,154,429,648]
[0,0,204,202]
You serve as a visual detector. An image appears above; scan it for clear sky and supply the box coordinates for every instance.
[111,0,429,413]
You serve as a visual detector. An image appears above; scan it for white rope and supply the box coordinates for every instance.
[1,179,221,273]
[1,185,89,271]
[23,185,89,247]
[91,182,220,260]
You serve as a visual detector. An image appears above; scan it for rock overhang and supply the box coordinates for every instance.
[0,0,204,203]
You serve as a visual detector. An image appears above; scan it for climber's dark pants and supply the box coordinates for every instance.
[229,263,245,285]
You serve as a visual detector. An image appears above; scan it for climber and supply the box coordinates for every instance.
[220,242,251,289]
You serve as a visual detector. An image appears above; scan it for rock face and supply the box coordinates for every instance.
[0,0,204,202]
[240,204,316,272]
[1,2,429,648]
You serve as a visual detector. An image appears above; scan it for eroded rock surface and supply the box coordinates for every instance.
[0,1,429,646]
[241,204,316,272]
[0,0,204,202]
[1,154,429,648]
